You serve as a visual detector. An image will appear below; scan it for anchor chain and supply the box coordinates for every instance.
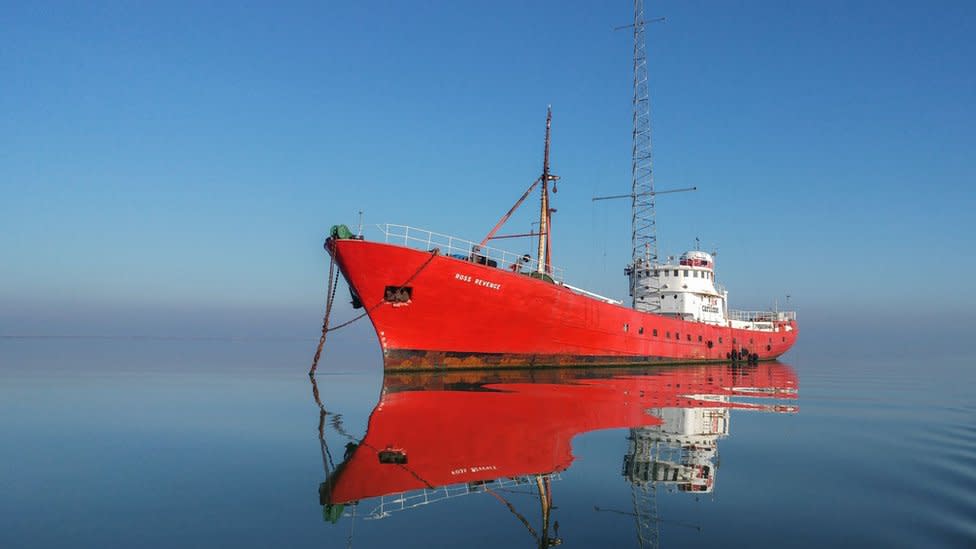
[309,251,340,376]
[309,246,440,376]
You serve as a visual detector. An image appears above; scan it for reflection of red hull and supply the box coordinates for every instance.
[329,239,798,370]
[324,363,798,505]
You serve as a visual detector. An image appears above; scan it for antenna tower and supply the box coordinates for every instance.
[628,0,659,308]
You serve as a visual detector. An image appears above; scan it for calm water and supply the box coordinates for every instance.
[2,338,974,548]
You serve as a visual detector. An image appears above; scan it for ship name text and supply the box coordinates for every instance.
[454,272,502,290]
[451,464,499,476]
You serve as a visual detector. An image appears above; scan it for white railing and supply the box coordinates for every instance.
[728,310,796,322]
[360,473,562,520]
[376,224,565,283]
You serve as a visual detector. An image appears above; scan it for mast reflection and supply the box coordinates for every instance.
[312,363,797,547]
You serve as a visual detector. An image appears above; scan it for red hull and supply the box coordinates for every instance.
[323,363,798,505]
[329,238,797,370]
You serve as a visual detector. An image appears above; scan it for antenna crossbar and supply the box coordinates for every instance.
[592,186,697,201]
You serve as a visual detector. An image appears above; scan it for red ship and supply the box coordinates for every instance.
[321,13,796,371]
[315,363,798,534]
[326,214,796,370]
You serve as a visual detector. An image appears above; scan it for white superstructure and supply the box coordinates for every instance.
[623,403,730,494]
[631,250,727,323]
[630,250,795,333]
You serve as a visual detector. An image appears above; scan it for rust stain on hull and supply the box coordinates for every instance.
[384,349,778,372]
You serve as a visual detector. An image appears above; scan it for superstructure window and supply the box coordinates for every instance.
[698,335,703,342]
[694,271,699,278]
[719,337,723,344]
[653,329,658,336]
[675,332,680,340]
[683,270,689,277]
[687,334,692,341]
[639,327,644,335]
[673,270,679,276]
[666,331,671,338]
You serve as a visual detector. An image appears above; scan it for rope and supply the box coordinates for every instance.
[309,246,440,376]
[309,253,339,376]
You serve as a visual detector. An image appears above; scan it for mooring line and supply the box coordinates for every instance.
[309,247,439,376]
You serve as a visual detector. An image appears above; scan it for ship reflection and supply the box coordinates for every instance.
[311,363,797,547]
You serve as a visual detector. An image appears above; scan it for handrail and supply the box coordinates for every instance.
[727,310,796,322]
[376,224,565,283]
[362,473,561,521]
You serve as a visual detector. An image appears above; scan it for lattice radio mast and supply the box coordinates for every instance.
[629,0,658,306]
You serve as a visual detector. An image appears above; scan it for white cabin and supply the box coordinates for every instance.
[630,250,728,324]
[628,250,796,332]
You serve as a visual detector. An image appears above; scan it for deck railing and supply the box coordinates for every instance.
[376,224,565,283]
[728,310,796,322]
[360,473,562,520]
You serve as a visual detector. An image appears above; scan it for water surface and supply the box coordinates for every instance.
[1,339,973,547]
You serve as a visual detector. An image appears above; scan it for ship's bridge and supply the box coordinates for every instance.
[679,250,713,268]
[632,250,728,324]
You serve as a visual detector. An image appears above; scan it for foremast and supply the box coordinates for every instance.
[536,106,555,275]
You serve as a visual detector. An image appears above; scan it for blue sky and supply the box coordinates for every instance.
[2,1,974,337]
